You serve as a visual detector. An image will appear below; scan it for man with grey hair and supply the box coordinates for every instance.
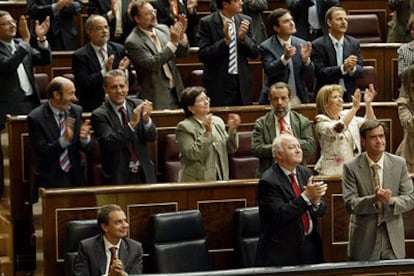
[72,14,133,112]
[252,81,315,177]
[75,204,143,275]
[256,133,327,266]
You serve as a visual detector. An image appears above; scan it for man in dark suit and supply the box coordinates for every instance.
[27,0,83,50]
[255,133,327,266]
[311,6,363,102]
[91,69,157,185]
[72,14,133,112]
[28,76,91,201]
[259,8,314,104]
[287,0,340,41]
[151,0,199,46]
[125,0,189,109]
[0,11,51,195]
[75,204,143,276]
[87,0,135,44]
[342,120,414,261]
[198,0,259,106]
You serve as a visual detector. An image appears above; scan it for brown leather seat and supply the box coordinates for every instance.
[346,14,382,43]
[190,70,203,86]
[34,73,50,103]
[61,73,75,83]
[356,65,377,91]
[229,131,259,179]
[164,133,180,182]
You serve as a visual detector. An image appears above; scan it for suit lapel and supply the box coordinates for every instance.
[274,164,296,197]
[138,28,157,54]
[118,239,129,267]
[382,153,393,190]
[289,112,299,137]
[94,236,107,275]
[44,104,60,137]
[359,153,375,194]
[264,112,276,141]
[86,43,101,71]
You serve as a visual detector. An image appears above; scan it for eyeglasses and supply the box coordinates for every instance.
[0,20,17,27]
[195,96,211,103]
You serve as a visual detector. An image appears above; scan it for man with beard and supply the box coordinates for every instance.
[259,8,314,104]
[252,82,315,177]
[342,120,414,260]
[72,14,133,112]
[27,76,92,201]
[75,204,143,275]
[311,6,363,101]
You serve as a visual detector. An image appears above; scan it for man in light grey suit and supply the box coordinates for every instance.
[125,0,189,110]
[75,204,143,275]
[342,120,414,261]
[252,82,315,177]
[258,8,314,104]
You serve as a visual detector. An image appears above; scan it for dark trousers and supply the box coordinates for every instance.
[223,74,242,106]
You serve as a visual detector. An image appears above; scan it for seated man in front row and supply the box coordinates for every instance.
[75,204,143,275]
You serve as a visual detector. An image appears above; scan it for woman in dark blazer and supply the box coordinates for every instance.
[175,86,240,181]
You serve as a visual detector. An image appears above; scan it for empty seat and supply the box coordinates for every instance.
[150,210,210,273]
[233,207,260,268]
[164,133,180,182]
[346,14,382,43]
[34,73,50,103]
[229,131,259,179]
[356,65,377,91]
[64,219,100,276]
[61,73,75,83]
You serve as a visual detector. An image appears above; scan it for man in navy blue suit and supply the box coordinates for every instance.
[311,6,363,101]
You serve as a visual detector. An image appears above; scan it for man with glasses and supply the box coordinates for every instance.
[125,0,189,110]
[72,14,133,112]
[198,0,259,106]
[0,11,51,195]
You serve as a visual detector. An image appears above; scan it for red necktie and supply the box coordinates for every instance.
[279,117,286,133]
[118,107,138,163]
[109,246,117,268]
[289,173,310,233]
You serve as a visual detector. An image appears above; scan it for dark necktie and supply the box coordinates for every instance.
[59,113,71,172]
[109,246,117,268]
[289,173,310,233]
[118,107,138,163]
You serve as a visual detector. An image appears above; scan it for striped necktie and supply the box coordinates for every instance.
[59,113,71,172]
[228,21,237,74]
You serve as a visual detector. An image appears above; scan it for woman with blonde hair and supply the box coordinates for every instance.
[396,64,414,172]
[314,84,376,175]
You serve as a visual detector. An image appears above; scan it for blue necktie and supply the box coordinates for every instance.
[336,41,346,91]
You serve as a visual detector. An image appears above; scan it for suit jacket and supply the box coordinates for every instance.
[259,35,314,103]
[28,0,82,50]
[342,152,414,260]
[151,0,199,46]
[72,41,133,112]
[387,0,414,42]
[27,103,90,192]
[87,0,135,44]
[311,34,363,101]
[125,25,189,109]
[287,0,340,41]
[243,0,267,45]
[251,110,315,177]
[176,115,238,181]
[198,12,259,106]
[74,234,143,276]
[255,163,326,266]
[91,98,157,185]
[0,39,51,129]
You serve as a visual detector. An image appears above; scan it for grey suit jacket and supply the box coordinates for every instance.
[259,35,314,103]
[91,98,157,184]
[311,34,363,101]
[125,24,189,109]
[252,110,315,177]
[387,0,414,43]
[74,234,143,275]
[176,116,239,181]
[342,152,414,260]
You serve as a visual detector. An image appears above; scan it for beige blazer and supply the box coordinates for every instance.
[176,116,238,182]
[396,96,414,166]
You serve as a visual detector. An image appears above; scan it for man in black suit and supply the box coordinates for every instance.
[198,0,259,106]
[0,11,51,195]
[311,6,363,101]
[255,133,327,266]
[28,0,83,50]
[75,204,143,276]
[91,69,157,185]
[72,14,133,112]
[87,0,135,44]
[287,0,340,41]
[28,76,91,201]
